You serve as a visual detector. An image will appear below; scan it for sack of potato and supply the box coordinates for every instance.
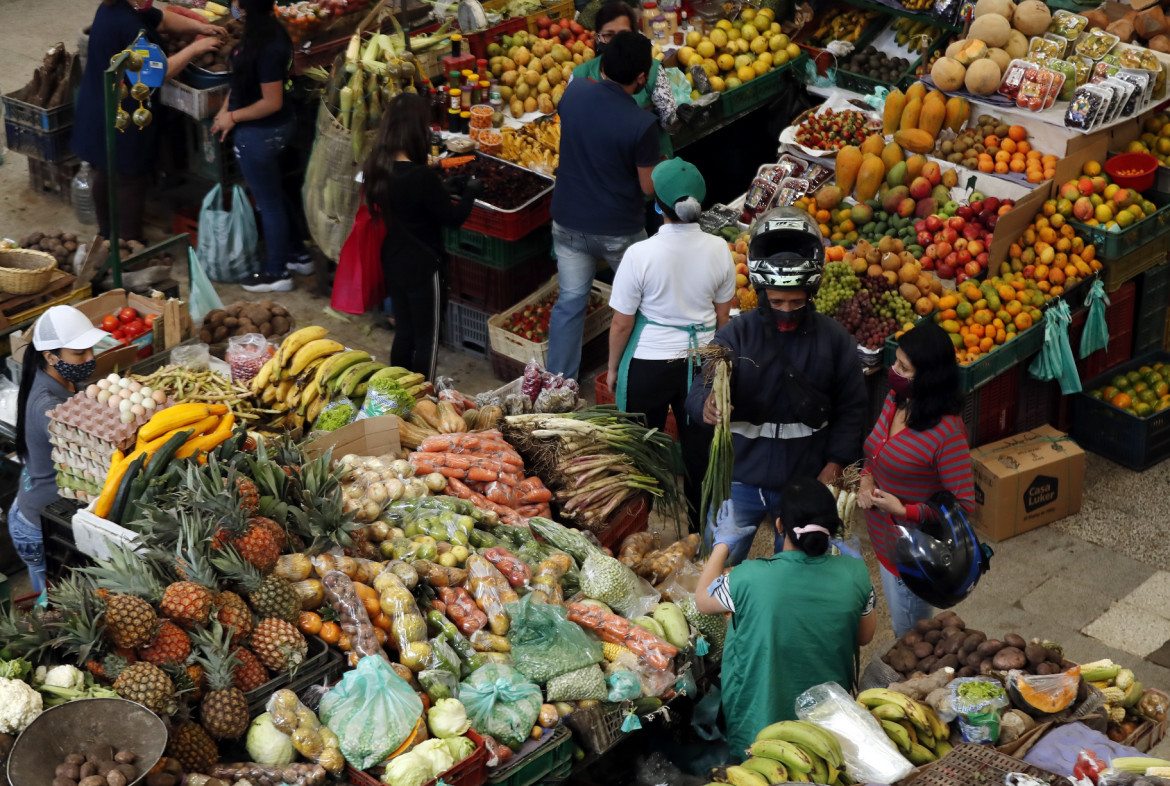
[18,231,83,269]
[199,299,294,343]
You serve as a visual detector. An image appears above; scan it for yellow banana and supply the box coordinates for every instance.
[870,703,906,722]
[287,339,344,377]
[251,356,278,394]
[755,721,843,769]
[747,740,812,774]
[741,758,788,785]
[880,719,911,753]
[907,743,936,766]
[299,380,320,414]
[306,395,327,424]
[273,326,329,380]
[858,689,932,732]
[923,705,949,741]
[899,720,918,746]
[932,739,953,758]
[807,753,829,785]
[725,766,770,786]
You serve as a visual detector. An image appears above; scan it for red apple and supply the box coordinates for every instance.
[956,271,969,285]
[976,251,989,265]
[944,251,959,267]
[956,206,974,220]
[947,216,966,231]
[970,200,984,214]
[917,231,933,247]
[539,28,550,37]
[957,249,972,264]
[922,161,941,185]
[943,227,959,244]
[936,241,953,258]
[921,257,935,270]
[915,219,927,233]
[898,198,917,218]
[937,262,956,279]
[964,260,982,277]
[926,243,939,259]
[984,197,1000,212]
[985,214,998,230]
[954,238,968,251]
[925,215,943,232]
[1022,264,1036,278]
[963,224,983,241]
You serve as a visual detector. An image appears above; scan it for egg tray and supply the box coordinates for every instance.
[47,392,177,453]
[48,422,121,465]
[50,447,106,485]
[54,467,100,498]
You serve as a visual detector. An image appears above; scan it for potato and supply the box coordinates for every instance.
[980,658,994,675]
[958,666,977,678]
[966,652,983,669]
[66,755,86,766]
[992,646,1027,670]
[80,763,97,778]
[198,329,213,344]
[924,629,942,645]
[271,305,288,316]
[887,647,917,673]
[1004,632,1026,649]
[244,305,270,325]
[144,775,177,786]
[107,769,128,786]
[53,778,77,786]
[1025,643,1048,666]
[204,309,226,326]
[114,764,135,780]
[223,316,239,328]
[963,632,986,650]
[899,630,923,647]
[212,325,229,343]
[271,315,290,335]
[919,654,938,673]
[931,654,960,673]
[944,636,965,655]
[912,641,934,659]
[260,321,273,337]
[977,639,1004,657]
[58,764,81,780]
[915,617,942,633]
[80,777,107,786]
[1035,661,1060,675]
[97,760,115,777]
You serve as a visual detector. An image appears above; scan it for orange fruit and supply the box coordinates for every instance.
[1111,392,1132,409]
[1008,125,1027,142]
[298,611,323,636]
[319,621,341,644]
[1014,312,1032,330]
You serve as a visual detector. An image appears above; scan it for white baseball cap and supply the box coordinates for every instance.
[32,306,109,351]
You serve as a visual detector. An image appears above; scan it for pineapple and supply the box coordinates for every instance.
[235,475,261,517]
[168,720,219,774]
[81,544,163,649]
[250,617,307,673]
[193,461,285,572]
[112,660,175,715]
[288,451,360,552]
[231,647,269,692]
[139,619,192,666]
[191,622,249,740]
[214,591,253,645]
[160,519,219,627]
[212,545,301,623]
[45,575,108,668]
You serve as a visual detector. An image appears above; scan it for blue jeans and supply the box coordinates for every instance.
[8,500,46,594]
[233,118,302,276]
[880,564,934,638]
[547,221,646,379]
[709,482,786,566]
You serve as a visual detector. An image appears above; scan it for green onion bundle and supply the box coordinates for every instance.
[698,349,733,555]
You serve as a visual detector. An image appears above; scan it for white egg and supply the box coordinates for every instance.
[140,386,152,398]
[118,399,133,413]
[106,373,120,384]
[129,392,143,405]
[118,378,131,389]
[97,390,112,404]
[142,398,156,411]
[120,411,135,423]
[97,379,111,390]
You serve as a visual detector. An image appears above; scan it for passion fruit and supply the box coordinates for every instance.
[130,82,151,101]
[132,107,152,128]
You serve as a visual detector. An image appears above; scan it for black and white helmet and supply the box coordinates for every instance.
[747,207,826,291]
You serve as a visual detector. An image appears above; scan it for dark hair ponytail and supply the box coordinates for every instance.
[778,477,842,557]
[15,348,49,461]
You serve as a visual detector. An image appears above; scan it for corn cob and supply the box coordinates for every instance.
[603,642,634,662]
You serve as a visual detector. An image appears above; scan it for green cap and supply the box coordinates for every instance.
[652,157,706,206]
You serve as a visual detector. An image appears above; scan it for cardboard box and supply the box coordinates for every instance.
[9,288,186,381]
[303,414,402,461]
[969,425,1086,542]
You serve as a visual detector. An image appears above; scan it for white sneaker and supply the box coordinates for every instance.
[241,272,294,292]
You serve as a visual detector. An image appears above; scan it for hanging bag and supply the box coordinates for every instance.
[1080,280,1111,358]
[196,183,259,282]
[187,247,224,324]
[331,201,387,314]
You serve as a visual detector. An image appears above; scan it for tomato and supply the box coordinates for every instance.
[129,318,146,333]
[118,307,138,324]
[111,329,126,340]
[143,313,157,329]
[101,314,119,332]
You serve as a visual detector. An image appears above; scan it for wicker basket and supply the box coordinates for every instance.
[0,248,58,295]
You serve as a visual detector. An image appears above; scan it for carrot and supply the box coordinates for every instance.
[443,454,472,470]
[440,155,475,168]
[485,483,518,507]
[447,477,520,525]
[468,467,500,483]
[521,486,552,504]
[437,466,467,479]
[411,460,439,474]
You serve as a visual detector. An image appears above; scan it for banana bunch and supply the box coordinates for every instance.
[810,8,879,45]
[859,689,952,766]
[713,721,847,786]
[892,19,943,48]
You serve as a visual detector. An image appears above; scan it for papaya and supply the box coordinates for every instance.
[944,95,970,132]
[882,89,906,136]
[855,154,885,204]
[905,81,927,102]
[899,97,922,133]
[835,145,863,197]
[919,94,946,139]
[881,141,903,173]
[894,128,935,154]
[860,133,885,157]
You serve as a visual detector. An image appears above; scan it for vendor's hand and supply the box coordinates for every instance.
[870,488,907,519]
[189,35,221,57]
[818,462,843,485]
[210,109,235,141]
[857,475,876,510]
[606,369,618,394]
[702,394,731,426]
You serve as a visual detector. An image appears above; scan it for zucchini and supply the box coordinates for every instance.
[140,428,194,488]
[426,609,484,675]
[110,453,147,525]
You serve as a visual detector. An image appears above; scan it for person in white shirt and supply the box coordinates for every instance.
[607,157,737,528]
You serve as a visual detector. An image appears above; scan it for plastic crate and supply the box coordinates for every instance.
[41,498,87,583]
[1070,191,1170,261]
[1123,689,1169,753]
[488,330,609,382]
[186,117,242,184]
[347,729,488,786]
[462,195,553,242]
[2,88,73,131]
[27,156,79,204]
[488,276,613,366]
[720,56,804,117]
[1084,279,1137,380]
[1102,234,1169,292]
[442,224,552,269]
[172,206,199,248]
[962,365,1019,447]
[1015,372,1058,434]
[158,79,229,120]
[525,0,574,34]
[447,252,555,314]
[1135,263,1170,356]
[1070,350,1170,471]
[465,18,527,60]
[956,321,1045,394]
[597,493,650,551]
[443,300,493,358]
[904,743,1071,786]
[564,702,627,755]
[4,120,73,163]
[488,726,572,786]
[244,636,343,716]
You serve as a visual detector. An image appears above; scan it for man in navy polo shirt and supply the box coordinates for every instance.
[547,31,659,381]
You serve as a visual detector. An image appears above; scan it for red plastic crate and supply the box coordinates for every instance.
[172,207,198,248]
[1015,372,1058,434]
[446,252,555,314]
[346,729,487,786]
[597,493,650,551]
[462,199,551,242]
[961,366,1019,447]
[465,18,527,59]
[1084,279,1137,379]
[594,370,679,440]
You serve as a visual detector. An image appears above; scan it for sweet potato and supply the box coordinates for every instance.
[1152,34,1170,52]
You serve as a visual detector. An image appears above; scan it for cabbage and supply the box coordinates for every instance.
[413,738,455,776]
[427,698,471,739]
[444,734,476,764]
[246,713,296,766]
[381,751,431,786]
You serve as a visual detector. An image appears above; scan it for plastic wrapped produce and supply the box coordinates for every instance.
[459,664,543,750]
[374,568,430,672]
[505,595,604,683]
[266,689,344,773]
[545,664,608,701]
[466,555,520,635]
[319,655,424,770]
[582,551,661,619]
[321,570,384,661]
[795,682,913,784]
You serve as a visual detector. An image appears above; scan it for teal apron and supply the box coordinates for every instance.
[572,58,673,158]
[615,311,713,413]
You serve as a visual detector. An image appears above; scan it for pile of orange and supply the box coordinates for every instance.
[933,276,1046,365]
[1091,364,1170,418]
[972,127,1059,183]
[1003,209,1102,293]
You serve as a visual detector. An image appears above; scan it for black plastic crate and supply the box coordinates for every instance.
[185,117,242,184]
[40,498,87,582]
[1016,372,1058,434]
[1071,350,1170,471]
[245,636,345,716]
[960,365,1020,447]
[5,120,73,162]
[446,253,555,314]
[1135,263,1170,356]
[441,300,492,358]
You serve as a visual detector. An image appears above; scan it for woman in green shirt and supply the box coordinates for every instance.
[696,477,876,759]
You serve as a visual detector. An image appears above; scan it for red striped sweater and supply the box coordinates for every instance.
[863,392,976,573]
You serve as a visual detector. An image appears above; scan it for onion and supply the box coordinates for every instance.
[384,478,405,501]
[370,521,391,541]
[344,483,362,499]
[367,483,389,504]
[423,473,448,492]
[405,478,429,499]
[361,500,382,521]
[338,453,362,471]
[341,499,359,515]
[85,384,99,398]
[364,457,388,473]
[390,459,414,478]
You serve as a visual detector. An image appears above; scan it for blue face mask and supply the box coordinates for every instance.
[653,203,663,216]
[231,4,243,19]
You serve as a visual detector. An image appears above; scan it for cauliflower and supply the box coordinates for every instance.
[43,665,85,691]
[0,677,43,733]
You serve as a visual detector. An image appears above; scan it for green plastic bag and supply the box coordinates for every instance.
[505,595,603,684]
[459,664,543,750]
[319,655,424,769]
[1080,280,1110,358]
[1028,300,1082,394]
[187,248,223,324]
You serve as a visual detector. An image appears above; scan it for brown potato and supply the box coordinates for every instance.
[992,646,1027,671]
[914,617,942,633]
[963,631,987,649]
[900,630,923,647]
[145,774,177,786]
[1004,633,1026,649]
[80,763,98,778]
[931,653,960,673]
[53,778,77,786]
[66,755,85,766]
[80,777,107,786]
[924,629,942,645]
[977,639,1004,657]
[114,764,136,780]
[919,654,938,672]
[107,769,128,786]
[58,765,81,780]
[912,641,934,659]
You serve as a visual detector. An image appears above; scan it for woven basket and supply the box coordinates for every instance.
[0,249,57,295]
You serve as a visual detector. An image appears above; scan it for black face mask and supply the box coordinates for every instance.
[53,357,96,384]
[772,305,806,327]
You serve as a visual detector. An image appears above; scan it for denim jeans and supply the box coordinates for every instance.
[233,118,302,276]
[547,221,646,379]
[708,482,785,566]
[880,564,935,638]
[7,500,46,594]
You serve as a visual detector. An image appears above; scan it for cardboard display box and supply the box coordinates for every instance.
[969,425,1086,542]
[9,288,186,381]
[303,415,402,461]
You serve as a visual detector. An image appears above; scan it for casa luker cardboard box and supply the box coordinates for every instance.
[303,414,402,461]
[970,425,1086,542]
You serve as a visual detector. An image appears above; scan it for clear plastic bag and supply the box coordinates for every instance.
[459,663,543,750]
[795,682,914,784]
[656,561,701,601]
[321,570,384,661]
[466,554,518,635]
[505,595,604,683]
[266,689,345,773]
[483,546,533,588]
[582,551,661,619]
[948,676,1011,744]
[418,669,459,703]
[545,664,608,701]
[607,670,643,702]
[319,655,425,769]
[226,333,269,385]
[372,567,430,672]
[438,586,488,636]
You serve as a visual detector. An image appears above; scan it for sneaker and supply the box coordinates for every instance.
[241,272,294,292]
[288,255,315,276]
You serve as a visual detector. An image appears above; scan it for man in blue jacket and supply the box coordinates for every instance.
[686,207,867,565]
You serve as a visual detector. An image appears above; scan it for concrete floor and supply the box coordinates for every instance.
[4,0,1170,759]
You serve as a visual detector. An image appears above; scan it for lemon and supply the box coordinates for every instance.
[691,89,702,100]
[753,58,769,75]
[750,35,768,54]
[771,22,782,34]
[732,18,744,29]
[735,38,750,53]
[769,34,785,51]
[709,28,728,48]
[757,51,773,66]
[773,49,789,65]
[728,28,742,42]
[716,19,733,31]
[737,65,756,82]
[717,53,735,71]
[709,75,726,92]
[741,7,757,21]
[742,23,758,40]
[678,45,696,63]
[786,43,801,60]
[735,53,753,70]
[757,7,775,21]
[702,58,718,76]
[697,39,716,58]
[686,30,702,47]
[725,76,742,90]
[1116,210,1135,227]
[687,52,705,68]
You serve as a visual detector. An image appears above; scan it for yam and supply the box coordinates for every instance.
[271,315,291,335]
[992,646,1027,670]
[212,325,229,343]
[900,630,923,647]
[977,639,1004,657]
[958,666,977,678]
[244,305,270,325]
[204,309,226,326]
[1136,7,1167,40]
[931,654,960,673]
[1004,633,1026,649]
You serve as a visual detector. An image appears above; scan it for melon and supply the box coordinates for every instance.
[973,0,1013,21]
[970,14,1011,47]
[1012,0,1051,35]
[965,58,1002,95]
[986,47,1011,74]
[945,39,966,59]
[932,57,967,92]
[957,39,989,66]
[1004,30,1028,60]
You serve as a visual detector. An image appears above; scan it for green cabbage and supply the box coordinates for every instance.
[246,713,296,766]
[427,698,471,739]
[413,738,454,776]
[381,751,432,786]
[444,735,476,764]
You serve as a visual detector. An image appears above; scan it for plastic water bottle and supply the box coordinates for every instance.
[72,162,96,225]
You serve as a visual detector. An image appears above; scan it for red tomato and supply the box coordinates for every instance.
[124,323,143,339]
[129,318,146,332]
[101,315,119,331]
[118,307,138,324]
[111,329,126,340]
[143,313,157,329]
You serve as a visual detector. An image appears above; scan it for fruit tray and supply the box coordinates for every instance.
[1071,349,1170,471]
[487,275,612,367]
[1068,190,1170,261]
[444,154,555,242]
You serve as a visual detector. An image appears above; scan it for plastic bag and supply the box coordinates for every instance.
[1081,280,1110,358]
[608,670,644,702]
[1028,301,1082,395]
[267,689,345,773]
[187,247,224,323]
[483,546,532,588]
[466,555,519,635]
[438,586,488,636]
[582,551,661,619]
[545,664,608,701]
[796,682,914,783]
[656,561,701,601]
[505,595,603,683]
[315,397,358,431]
[331,200,386,315]
[459,663,543,750]
[948,676,1011,744]
[529,552,573,604]
[321,570,384,661]
[372,567,430,672]
[197,183,259,282]
[418,669,459,703]
[225,333,269,385]
[424,635,461,677]
[319,655,424,769]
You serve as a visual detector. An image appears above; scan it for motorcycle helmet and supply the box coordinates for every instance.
[892,492,992,609]
[747,207,826,292]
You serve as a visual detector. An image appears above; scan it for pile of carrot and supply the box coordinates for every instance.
[567,601,678,671]
[407,430,553,525]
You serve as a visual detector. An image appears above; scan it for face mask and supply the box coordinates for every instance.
[53,357,96,384]
[888,366,913,398]
[136,0,154,9]
[231,4,243,19]
[773,305,804,327]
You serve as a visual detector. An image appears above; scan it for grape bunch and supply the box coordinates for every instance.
[878,291,916,325]
[814,261,861,316]
[834,290,899,350]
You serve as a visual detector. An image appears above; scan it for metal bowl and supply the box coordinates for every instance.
[7,698,167,786]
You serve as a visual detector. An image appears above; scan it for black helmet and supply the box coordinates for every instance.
[892,492,992,609]
[747,207,825,291]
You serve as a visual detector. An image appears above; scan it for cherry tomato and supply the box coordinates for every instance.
[101,315,119,331]
[118,307,138,324]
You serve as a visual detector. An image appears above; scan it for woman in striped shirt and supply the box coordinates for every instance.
[859,322,975,636]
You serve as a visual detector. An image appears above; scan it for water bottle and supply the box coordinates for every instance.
[72,162,96,225]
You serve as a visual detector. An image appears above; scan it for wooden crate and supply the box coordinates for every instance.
[0,272,88,331]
